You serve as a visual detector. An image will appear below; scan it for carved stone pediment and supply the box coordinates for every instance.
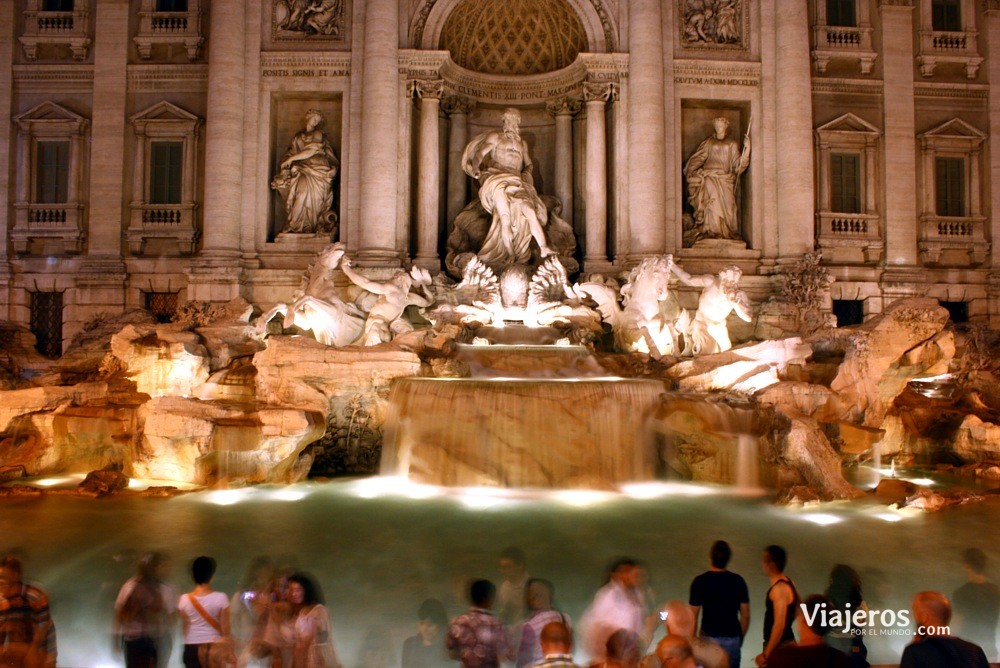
[130,100,201,126]
[15,101,87,128]
[816,113,880,136]
[919,118,986,142]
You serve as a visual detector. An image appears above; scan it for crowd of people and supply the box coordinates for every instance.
[0,542,997,668]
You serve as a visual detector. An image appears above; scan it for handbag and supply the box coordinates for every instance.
[185,593,238,668]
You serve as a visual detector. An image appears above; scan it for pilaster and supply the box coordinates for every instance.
[583,82,613,271]
[413,79,444,271]
[985,2,1000,323]
[0,0,14,319]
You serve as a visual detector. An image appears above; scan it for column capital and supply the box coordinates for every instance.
[546,96,582,117]
[985,0,1000,13]
[442,94,476,116]
[582,81,616,103]
[409,78,445,100]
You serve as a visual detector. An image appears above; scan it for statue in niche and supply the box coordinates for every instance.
[446,108,577,277]
[276,0,344,37]
[683,116,750,245]
[671,263,752,355]
[683,0,742,45]
[271,110,339,236]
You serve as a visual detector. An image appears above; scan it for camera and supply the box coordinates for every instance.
[659,611,669,621]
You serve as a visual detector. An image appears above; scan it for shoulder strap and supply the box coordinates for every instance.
[186,593,223,635]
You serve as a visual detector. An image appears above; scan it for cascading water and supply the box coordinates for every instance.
[381,345,665,488]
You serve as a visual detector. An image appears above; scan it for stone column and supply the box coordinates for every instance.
[985,2,1000,325]
[443,95,474,226]
[627,0,667,259]
[583,83,613,270]
[0,0,12,318]
[357,0,400,267]
[76,0,129,316]
[546,96,580,228]
[774,0,816,261]
[880,0,920,272]
[187,0,246,300]
[413,79,444,271]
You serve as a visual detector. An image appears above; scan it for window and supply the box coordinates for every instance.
[826,0,856,27]
[932,0,961,31]
[30,291,63,358]
[150,141,183,204]
[41,0,74,10]
[935,157,964,217]
[144,291,179,323]
[939,300,968,323]
[833,300,864,327]
[35,140,69,204]
[830,153,861,214]
[155,0,188,10]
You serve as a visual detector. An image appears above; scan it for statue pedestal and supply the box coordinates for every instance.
[677,238,761,275]
[273,232,333,250]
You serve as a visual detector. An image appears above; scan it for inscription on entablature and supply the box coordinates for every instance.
[262,69,351,78]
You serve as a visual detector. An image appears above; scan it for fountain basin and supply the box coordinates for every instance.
[382,377,665,488]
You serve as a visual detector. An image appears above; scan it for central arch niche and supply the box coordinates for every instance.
[439,0,589,75]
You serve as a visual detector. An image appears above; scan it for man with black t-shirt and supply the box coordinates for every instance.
[689,541,750,668]
[901,591,989,668]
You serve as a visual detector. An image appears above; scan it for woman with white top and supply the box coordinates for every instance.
[286,573,341,668]
[177,556,232,668]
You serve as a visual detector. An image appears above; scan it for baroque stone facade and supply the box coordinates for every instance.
[2,0,1000,354]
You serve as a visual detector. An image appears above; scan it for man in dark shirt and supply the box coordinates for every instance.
[767,594,850,668]
[901,591,989,668]
[689,540,749,668]
[953,548,999,662]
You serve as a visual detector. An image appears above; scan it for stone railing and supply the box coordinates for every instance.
[12,203,84,255]
[128,203,198,255]
[918,30,982,78]
[135,5,203,60]
[20,9,90,60]
[812,25,876,74]
[816,212,882,265]
[918,214,989,267]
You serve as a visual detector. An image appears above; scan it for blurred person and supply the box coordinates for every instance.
[654,635,697,668]
[754,545,798,667]
[900,591,989,668]
[447,579,512,668]
[178,555,234,668]
[658,600,728,668]
[953,548,999,661]
[765,594,850,668]
[499,548,530,626]
[358,627,393,668]
[0,555,56,667]
[286,572,341,668]
[600,629,641,668]
[689,540,748,668]
[231,556,277,666]
[401,598,449,668]
[518,579,572,668]
[824,564,869,668]
[529,620,580,668]
[114,552,176,668]
[580,559,649,661]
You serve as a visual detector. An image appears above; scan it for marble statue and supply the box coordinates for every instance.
[671,263,752,355]
[277,0,343,36]
[683,116,750,244]
[340,256,434,346]
[463,108,554,264]
[446,109,577,277]
[683,0,742,45]
[257,243,365,347]
[575,256,683,358]
[271,110,339,235]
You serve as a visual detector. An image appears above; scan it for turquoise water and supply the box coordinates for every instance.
[2,478,999,667]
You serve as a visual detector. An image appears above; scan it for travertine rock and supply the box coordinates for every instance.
[771,416,865,500]
[111,325,210,397]
[136,397,324,484]
[952,415,1000,463]
[666,337,812,393]
[755,381,836,419]
[823,298,950,427]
